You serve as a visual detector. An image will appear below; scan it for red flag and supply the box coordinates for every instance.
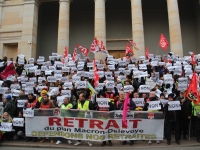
[159,34,169,50]
[191,52,196,65]
[122,92,130,126]
[90,38,100,53]
[129,40,139,50]
[78,45,89,57]
[100,41,108,54]
[72,46,77,61]
[185,72,199,105]
[62,46,68,63]
[125,43,134,59]
[0,62,16,79]
[93,59,99,87]
[146,47,149,59]
[163,56,167,63]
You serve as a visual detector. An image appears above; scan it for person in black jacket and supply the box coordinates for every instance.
[164,93,181,145]
[179,97,192,140]
[116,91,136,146]
[3,95,16,118]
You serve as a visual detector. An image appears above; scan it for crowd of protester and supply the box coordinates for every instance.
[0,52,200,147]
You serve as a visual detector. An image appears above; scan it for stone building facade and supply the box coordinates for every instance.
[0,0,200,60]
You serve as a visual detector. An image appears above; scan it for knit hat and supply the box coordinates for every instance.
[6,95,12,99]
[41,90,48,95]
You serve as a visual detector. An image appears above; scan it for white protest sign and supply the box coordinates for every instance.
[62,67,70,72]
[47,76,57,82]
[97,98,109,107]
[77,81,87,89]
[178,84,187,91]
[45,70,52,75]
[97,71,104,78]
[108,65,115,70]
[61,90,71,97]
[54,74,62,80]
[13,118,24,127]
[128,64,135,70]
[0,87,8,94]
[156,89,162,98]
[139,56,145,61]
[139,64,147,70]
[26,82,34,88]
[123,85,134,93]
[37,86,47,92]
[87,62,94,68]
[72,76,81,83]
[17,100,27,108]
[29,77,37,83]
[95,83,105,90]
[159,62,165,66]
[132,98,144,107]
[12,89,20,97]
[185,70,193,77]
[97,64,104,70]
[25,87,34,95]
[139,85,150,93]
[0,122,12,131]
[35,70,41,75]
[64,82,73,89]
[61,77,69,83]
[148,101,161,110]
[164,76,173,84]
[57,96,65,107]
[168,101,181,111]
[106,81,114,89]
[178,77,188,85]
[23,108,34,117]
[104,72,112,76]
[118,75,126,81]
[10,84,20,90]
[146,78,156,89]
[48,88,59,96]
[151,61,158,66]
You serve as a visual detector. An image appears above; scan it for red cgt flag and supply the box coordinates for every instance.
[93,59,99,87]
[125,43,134,59]
[129,40,139,50]
[159,34,169,50]
[100,41,108,54]
[0,62,16,79]
[78,45,89,57]
[90,38,100,53]
[185,72,199,105]
[191,52,196,65]
[72,45,77,61]
[62,46,68,64]
[146,46,149,59]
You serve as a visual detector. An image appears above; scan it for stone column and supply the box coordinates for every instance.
[19,0,39,59]
[57,0,70,55]
[131,0,145,57]
[94,0,107,60]
[0,0,4,29]
[167,0,183,57]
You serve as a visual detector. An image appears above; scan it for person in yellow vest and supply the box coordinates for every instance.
[73,93,94,147]
[0,112,13,141]
[56,97,73,145]
[191,100,200,143]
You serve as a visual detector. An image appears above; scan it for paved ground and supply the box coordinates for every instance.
[0,136,200,149]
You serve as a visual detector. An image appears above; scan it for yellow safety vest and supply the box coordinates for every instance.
[60,103,73,109]
[60,103,73,117]
[192,102,200,116]
[78,100,90,110]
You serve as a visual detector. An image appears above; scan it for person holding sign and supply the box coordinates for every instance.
[73,93,94,147]
[143,91,163,145]
[96,92,115,146]
[0,112,13,141]
[164,93,181,145]
[56,97,73,145]
[116,91,136,146]
[37,94,55,143]
[24,93,38,142]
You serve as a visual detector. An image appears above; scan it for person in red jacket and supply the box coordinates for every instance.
[24,93,37,142]
[37,94,55,143]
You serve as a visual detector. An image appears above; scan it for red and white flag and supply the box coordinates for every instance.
[78,45,89,57]
[93,59,99,87]
[125,43,134,59]
[62,46,68,63]
[100,41,108,54]
[191,52,196,65]
[129,40,139,50]
[72,46,77,61]
[90,38,100,53]
[0,62,16,79]
[159,34,169,50]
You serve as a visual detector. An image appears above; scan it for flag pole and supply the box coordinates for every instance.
[156,43,160,56]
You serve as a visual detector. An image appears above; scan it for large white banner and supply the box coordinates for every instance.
[25,110,164,141]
